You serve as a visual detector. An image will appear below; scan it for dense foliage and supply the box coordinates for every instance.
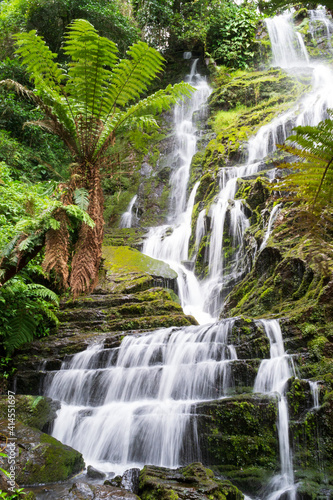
[1,19,192,298]
[0,163,93,355]
[0,58,71,181]
[0,0,138,58]
[133,0,260,69]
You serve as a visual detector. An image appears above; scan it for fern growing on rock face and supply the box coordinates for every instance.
[279,111,333,223]
[0,19,192,297]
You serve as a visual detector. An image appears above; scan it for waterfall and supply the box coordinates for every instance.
[259,203,282,252]
[265,13,308,68]
[309,8,333,52]
[143,57,213,324]
[194,208,206,252]
[47,9,331,498]
[309,380,320,410]
[254,320,296,500]
[47,320,237,475]
[119,195,138,228]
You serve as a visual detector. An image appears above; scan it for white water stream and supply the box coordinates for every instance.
[254,320,296,500]
[47,319,238,475]
[144,11,333,322]
[119,195,138,228]
[47,10,331,498]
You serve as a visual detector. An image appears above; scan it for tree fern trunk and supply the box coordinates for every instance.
[69,162,104,297]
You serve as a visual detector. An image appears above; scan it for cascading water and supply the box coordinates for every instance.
[254,320,296,500]
[259,203,282,252]
[143,58,212,324]
[46,9,332,498]
[119,195,137,228]
[46,320,238,474]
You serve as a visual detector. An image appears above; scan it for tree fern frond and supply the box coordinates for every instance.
[64,19,119,120]
[279,112,333,213]
[0,79,36,101]
[97,82,193,157]
[14,30,65,90]
[106,41,164,107]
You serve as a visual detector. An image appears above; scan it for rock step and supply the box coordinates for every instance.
[58,297,184,321]
[196,394,279,469]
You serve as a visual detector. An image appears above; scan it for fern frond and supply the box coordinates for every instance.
[26,283,59,304]
[0,79,36,101]
[96,82,193,158]
[74,188,89,211]
[4,311,37,352]
[43,209,70,289]
[279,111,333,212]
[64,205,95,227]
[102,41,165,114]
[64,19,119,121]
[40,306,59,326]
[70,166,104,297]
[14,30,65,90]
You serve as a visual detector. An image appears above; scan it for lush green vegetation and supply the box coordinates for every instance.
[1,19,191,299]
[134,0,260,69]
[280,111,333,215]
[0,0,331,363]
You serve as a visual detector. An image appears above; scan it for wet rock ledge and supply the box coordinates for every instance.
[10,245,197,394]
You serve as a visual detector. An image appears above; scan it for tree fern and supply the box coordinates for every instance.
[0,19,193,297]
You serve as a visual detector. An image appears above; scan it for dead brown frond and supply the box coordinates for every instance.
[69,163,104,297]
[0,79,36,101]
[43,209,70,289]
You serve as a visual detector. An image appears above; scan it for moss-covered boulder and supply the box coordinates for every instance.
[0,420,84,485]
[102,245,178,288]
[0,395,59,432]
[139,462,244,500]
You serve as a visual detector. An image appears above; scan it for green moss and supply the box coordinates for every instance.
[212,105,248,134]
[308,336,328,361]
[0,395,56,431]
[139,463,243,500]
[15,427,84,485]
[102,246,177,280]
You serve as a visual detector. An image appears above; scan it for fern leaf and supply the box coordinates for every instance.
[102,41,165,113]
[14,30,65,90]
[74,188,90,211]
[26,284,59,305]
[64,19,119,121]
[4,311,37,352]
[279,110,333,212]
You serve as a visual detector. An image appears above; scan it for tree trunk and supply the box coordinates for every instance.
[69,161,104,298]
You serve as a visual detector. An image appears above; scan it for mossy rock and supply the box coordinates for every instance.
[0,395,59,432]
[62,482,140,499]
[102,246,178,280]
[139,462,244,499]
[0,420,84,485]
[196,395,278,470]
